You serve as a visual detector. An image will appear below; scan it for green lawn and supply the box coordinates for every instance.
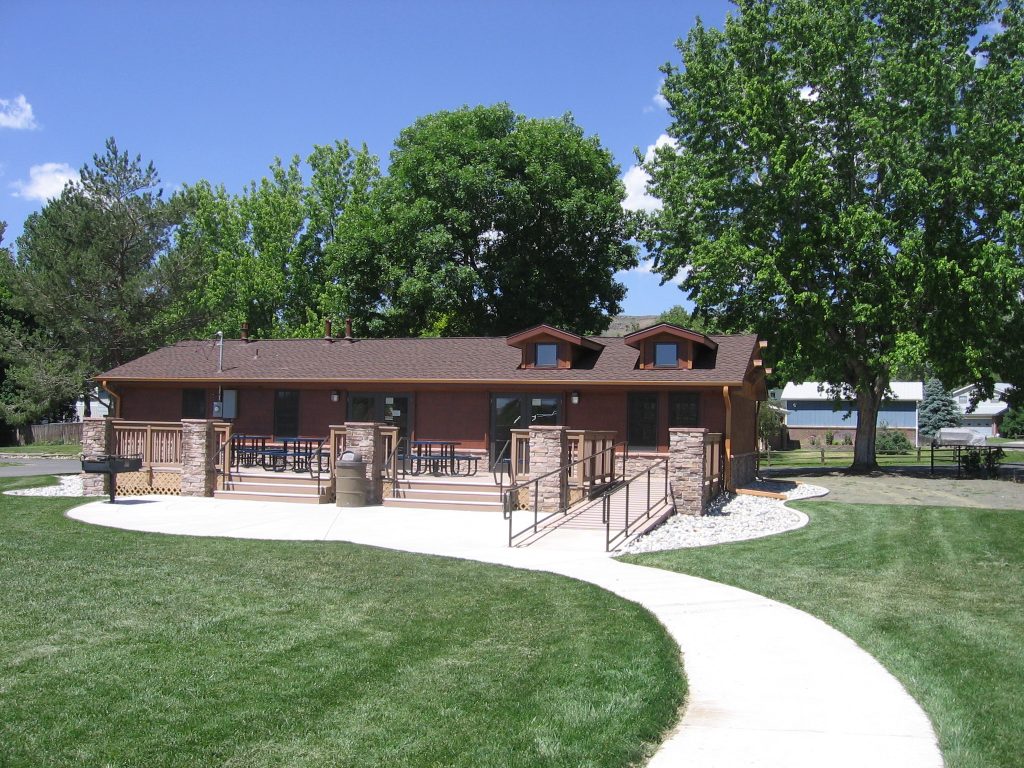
[762,447,1024,469]
[0,477,683,768]
[0,443,82,456]
[624,501,1024,768]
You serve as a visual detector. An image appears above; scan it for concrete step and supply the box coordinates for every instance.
[226,471,323,487]
[223,479,327,495]
[213,489,330,505]
[392,486,502,504]
[383,496,504,513]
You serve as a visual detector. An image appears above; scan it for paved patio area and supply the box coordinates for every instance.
[68,496,943,768]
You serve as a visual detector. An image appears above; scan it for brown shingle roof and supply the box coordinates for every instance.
[99,334,760,386]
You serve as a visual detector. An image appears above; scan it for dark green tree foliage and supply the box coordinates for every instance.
[163,142,380,340]
[1001,404,1024,438]
[645,0,1024,469]
[918,379,962,439]
[6,140,185,416]
[369,104,637,336]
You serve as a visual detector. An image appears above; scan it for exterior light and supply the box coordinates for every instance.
[330,390,341,403]
[570,391,580,405]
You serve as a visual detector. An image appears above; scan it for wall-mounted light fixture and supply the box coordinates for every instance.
[570,391,580,405]
[330,390,341,403]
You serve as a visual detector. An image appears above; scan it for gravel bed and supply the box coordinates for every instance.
[622,482,829,553]
[4,474,84,497]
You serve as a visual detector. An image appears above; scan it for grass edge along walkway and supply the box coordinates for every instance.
[0,477,684,768]
[624,500,1024,768]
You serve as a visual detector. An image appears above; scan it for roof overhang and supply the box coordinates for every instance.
[505,324,604,351]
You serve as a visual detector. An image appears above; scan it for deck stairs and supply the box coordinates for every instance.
[384,475,505,513]
[214,470,332,505]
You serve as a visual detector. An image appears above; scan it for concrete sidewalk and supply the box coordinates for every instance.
[68,497,943,768]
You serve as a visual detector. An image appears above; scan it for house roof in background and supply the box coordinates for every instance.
[949,383,1011,416]
[781,381,924,402]
[99,333,761,386]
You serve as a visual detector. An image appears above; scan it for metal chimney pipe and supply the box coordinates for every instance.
[344,318,354,342]
[324,318,333,341]
[240,322,250,342]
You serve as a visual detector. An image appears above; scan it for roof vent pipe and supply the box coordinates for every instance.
[240,322,250,343]
[344,318,354,342]
[324,318,333,342]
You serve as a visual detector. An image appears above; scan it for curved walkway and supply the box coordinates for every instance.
[68,497,942,768]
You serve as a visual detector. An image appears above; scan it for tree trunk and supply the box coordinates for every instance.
[852,387,882,472]
[83,388,92,418]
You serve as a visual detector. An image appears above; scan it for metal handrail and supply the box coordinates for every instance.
[505,441,626,547]
[604,457,670,551]
[383,436,408,497]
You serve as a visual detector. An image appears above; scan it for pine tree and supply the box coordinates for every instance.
[919,379,962,440]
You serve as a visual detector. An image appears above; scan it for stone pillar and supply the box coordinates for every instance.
[528,426,569,514]
[81,417,114,497]
[344,422,383,504]
[669,427,707,516]
[181,419,216,497]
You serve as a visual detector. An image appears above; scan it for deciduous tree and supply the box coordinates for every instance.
[369,104,638,336]
[645,0,1024,469]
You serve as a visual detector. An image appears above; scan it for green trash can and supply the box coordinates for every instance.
[336,450,368,507]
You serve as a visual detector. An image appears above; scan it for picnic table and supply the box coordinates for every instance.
[407,440,479,476]
[231,434,327,474]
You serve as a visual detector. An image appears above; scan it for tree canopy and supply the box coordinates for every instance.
[644,0,1024,469]
[366,104,638,336]
[3,140,187,419]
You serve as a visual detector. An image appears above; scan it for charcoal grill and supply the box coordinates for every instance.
[81,454,143,503]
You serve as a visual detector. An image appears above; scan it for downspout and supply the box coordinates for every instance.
[99,380,121,418]
[723,385,733,492]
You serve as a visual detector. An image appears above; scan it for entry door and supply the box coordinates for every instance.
[274,390,300,437]
[490,394,561,466]
[348,393,412,441]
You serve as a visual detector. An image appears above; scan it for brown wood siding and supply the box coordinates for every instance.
[415,390,489,448]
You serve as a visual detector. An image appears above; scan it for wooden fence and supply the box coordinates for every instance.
[10,422,83,446]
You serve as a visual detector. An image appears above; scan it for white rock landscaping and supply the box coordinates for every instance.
[623,482,829,553]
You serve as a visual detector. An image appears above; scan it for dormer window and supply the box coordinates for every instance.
[535,343,558,368]
[654,342,678,368]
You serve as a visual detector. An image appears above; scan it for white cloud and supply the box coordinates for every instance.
[621,134,678,213]
[10,162,77,201]
[643,80,671,113]
[0,95,38,130]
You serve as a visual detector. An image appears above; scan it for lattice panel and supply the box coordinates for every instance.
[510,487,531,511]
[114,470,153,496]
[114,468,182,497]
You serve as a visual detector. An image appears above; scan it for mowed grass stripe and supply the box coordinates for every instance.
[624,501,1024,768]
[0,478,683,768]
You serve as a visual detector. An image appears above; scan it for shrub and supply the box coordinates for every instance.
[841,433,853,446]
[1002,406,1024,439]
[876,427,913,455]
[825,430,835,446]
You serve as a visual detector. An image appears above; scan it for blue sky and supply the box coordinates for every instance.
[2,0,732,316]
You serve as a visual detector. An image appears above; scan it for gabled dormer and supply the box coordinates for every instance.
[623,323,719,370]
[506,324,604,370]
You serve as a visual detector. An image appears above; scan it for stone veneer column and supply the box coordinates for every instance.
[528,426,569,514]
[81,417,114,497]
[181,419,216,497]
[669,427,708,516]
[344,422,383,504]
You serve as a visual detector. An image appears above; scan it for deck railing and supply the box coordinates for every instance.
[112,421,183,466]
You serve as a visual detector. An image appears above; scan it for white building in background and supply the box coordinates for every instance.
[73,389,111,421]
[949,383,1011,437]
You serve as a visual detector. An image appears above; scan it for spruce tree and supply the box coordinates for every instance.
[919,379,962,440]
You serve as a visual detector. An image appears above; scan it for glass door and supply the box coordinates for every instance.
[490,394,562,468]
[348,393,412,442]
